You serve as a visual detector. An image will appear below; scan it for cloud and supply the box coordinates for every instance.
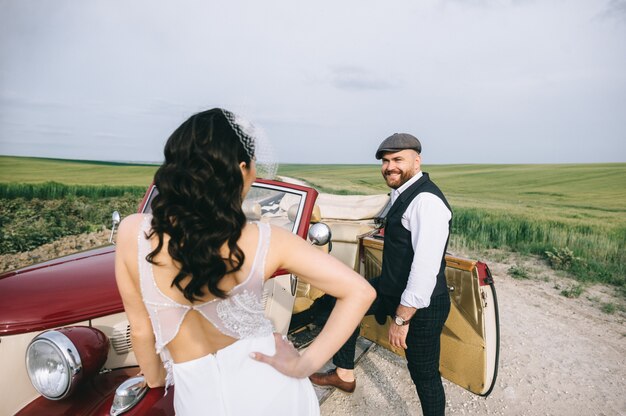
[603,0,626,19]
[0,94,69,110]
[330,66,397,91]
[443,0,534,8]
[1,0,624,164]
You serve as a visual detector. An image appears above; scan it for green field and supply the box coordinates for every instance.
[281,163,626,291]
[0,156,158,186]
[1,156,625,295]
[279,163,626,227]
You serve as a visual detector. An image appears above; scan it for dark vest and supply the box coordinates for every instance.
[378,172,452,302]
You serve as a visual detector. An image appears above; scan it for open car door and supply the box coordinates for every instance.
[357,236,500,396]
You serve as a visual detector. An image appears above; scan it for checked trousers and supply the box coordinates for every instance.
[331,278,451,416]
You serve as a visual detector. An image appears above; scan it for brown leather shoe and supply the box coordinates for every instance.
[309,369,356,393]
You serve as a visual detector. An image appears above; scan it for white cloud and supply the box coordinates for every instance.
[0,0,624,164]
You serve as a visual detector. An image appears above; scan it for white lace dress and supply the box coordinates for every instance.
[137,215,319,415]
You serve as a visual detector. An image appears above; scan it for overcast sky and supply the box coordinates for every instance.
[1,0,625,164]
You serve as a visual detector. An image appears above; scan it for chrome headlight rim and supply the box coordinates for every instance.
[25,330,83,400]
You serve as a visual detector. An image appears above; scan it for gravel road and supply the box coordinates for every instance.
[319,251,626,416]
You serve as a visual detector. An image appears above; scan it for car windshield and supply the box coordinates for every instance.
[142,183,305,233]
[243,186,304,232]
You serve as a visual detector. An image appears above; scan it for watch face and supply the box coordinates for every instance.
[394,316,404,325]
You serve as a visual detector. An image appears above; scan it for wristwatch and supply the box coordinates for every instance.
[394,315,411,326]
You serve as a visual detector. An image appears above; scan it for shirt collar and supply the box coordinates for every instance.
[391,171,423,205]
[396,171,423,195]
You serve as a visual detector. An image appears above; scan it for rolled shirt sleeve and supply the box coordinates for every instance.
[399,192,451,309]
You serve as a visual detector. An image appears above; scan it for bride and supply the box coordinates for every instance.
[114,108,376,415]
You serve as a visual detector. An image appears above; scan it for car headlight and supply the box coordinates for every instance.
[25,326,109,400]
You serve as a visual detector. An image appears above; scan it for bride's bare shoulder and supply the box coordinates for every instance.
[116,214,148,245]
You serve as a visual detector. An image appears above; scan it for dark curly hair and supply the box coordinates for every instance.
[146,108,254,302]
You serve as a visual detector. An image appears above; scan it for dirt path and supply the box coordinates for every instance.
[3,237,625,415]
[320,251,626,416]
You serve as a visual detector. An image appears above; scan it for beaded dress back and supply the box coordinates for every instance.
[137,214,274,388]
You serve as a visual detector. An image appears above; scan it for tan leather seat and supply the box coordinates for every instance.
[242,201,262,221]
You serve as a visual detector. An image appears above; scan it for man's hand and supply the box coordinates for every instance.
[389,323,409,349]
[389,304,416,349]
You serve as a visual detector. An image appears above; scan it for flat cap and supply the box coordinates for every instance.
[375,133,422,160]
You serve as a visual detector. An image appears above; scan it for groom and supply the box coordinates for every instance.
[309,133,452,416]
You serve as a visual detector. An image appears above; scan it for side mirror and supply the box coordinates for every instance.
[109,211,121,244]
[308,223,332,252]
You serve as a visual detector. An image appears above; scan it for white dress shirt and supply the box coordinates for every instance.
[390,172,452,309]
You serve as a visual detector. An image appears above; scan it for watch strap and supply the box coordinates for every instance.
[394,315,411,326]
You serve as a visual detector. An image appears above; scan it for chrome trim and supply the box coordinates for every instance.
[308,222,332,246]
[111,322,132,355]
[26,330,82,400]
[109,211,121,244]
[110,376,148,416]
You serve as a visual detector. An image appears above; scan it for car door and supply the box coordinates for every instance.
[357,236,500,396]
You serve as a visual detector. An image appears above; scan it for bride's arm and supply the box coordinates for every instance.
[115,215,167,387]
[252,226,376,378]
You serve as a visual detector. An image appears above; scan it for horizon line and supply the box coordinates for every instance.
[1,154,625,167]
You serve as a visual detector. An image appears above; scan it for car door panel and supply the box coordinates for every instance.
[357,236,500,396]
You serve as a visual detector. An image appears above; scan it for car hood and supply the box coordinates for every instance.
[0,246,123,336]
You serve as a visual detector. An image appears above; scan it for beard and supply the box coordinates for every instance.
[383,168,414,189]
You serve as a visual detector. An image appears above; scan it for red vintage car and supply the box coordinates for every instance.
[0,179,499,415]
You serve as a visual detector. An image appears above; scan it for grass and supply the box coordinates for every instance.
[2,156,625,295]
[0,182,146,200]
[508,265,530,279]
[0,195,140,253]
[0,156,151,253]
[600,303,616,314]
[279,163,626,228]
[0,155,158,186]
[559,283,585,298]
[280,163,626,292]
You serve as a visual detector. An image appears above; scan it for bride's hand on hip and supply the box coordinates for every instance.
[250,333,308,378]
